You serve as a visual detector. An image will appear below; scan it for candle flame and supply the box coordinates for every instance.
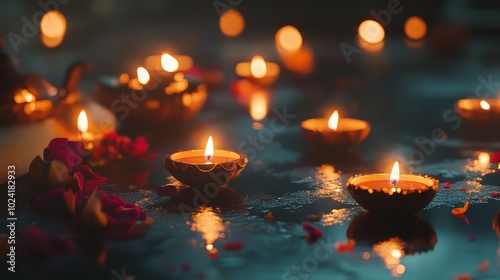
[358,20,385,44]
[161,53,179,72]
[250,55,267,78]
[77,110,88,133]
[390,161,400,185]
[480,100,490,110]
[204,136,214,161]
[137,67,150,85]
[478,152,490,165]
[250,92,268,121]
[328,110,339,130]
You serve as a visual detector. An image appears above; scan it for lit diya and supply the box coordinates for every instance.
[235,55,280,86]
[456,98,500,124]
[346,161,439,214]
[301,110,371,147]
[164,136,247,189]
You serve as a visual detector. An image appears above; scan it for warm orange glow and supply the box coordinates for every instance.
[14,89,35,103]
[358,20,385,44]
[118,73,129,84]
[404,16,427,40]
[161,53,179,72]
[279,44,314,75]
[77,110,88,133]
[219,9,245,37]
[391,249,402,259]
[191,207,226,247]
[479,152,490,165]
[480,100,491,110]
[328,110,339,130]
[40,11,67,38]
[276,25,303,53]
[205,136,214,161]
[395,264,406,275]
[250,56,267,78]
[390,161,400,185]
[250,92,268,121]
[137,67,150,85]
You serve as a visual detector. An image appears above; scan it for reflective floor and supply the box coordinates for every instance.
[1,1,500,279]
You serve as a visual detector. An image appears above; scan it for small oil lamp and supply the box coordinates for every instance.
[346,161,439,214]
[77,110,101,150]
[456,98,500,124]
[301,110,371,148]
[164,136,247,188]
[235,55,280,86]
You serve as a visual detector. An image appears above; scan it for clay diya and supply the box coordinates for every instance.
[346,161,439,214]
[164,136,247,189]
[235,55,280,86]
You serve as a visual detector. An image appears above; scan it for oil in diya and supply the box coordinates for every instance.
[301,110,371,147]
[164,136,247,189]
[346,161,439,214]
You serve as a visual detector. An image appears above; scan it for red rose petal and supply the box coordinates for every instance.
[224,241,245,251]
[444,182,452,189]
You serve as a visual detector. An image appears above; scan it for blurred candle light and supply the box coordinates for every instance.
[276,25,303,53]
[250,91,268,121]
[161,53,180,72]
[235,56,280,85]
[480,100,491,110]
[137,67,150,85]
[219,9,245,37]
[14,89,35,104]
[250,56,267,78]
[40,10,67,48]
[279,44,314,75]
[478,152,490,166]
[77,110,88,135]
[358,20,385,44]
[404,16,427,40]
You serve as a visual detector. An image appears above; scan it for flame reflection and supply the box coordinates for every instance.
[191,207,226,253]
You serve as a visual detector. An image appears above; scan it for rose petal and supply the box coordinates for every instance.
[43,138,69,161]
[491,153,500,163]
[34,188,72,217]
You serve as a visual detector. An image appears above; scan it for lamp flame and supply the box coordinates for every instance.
[480,100,490,110]
[390,161,400,185]
[250,56,267,78]
[161,54,179,72]
[328,110,339,130]
[205,136,214,161]
[77,110,88,133]
[358,20,385,44]
[137,67,150,85]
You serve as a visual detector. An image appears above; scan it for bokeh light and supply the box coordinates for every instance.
[404,16,427,40]
[358,20,385,44]
[219,9,245,37]
[40,10,66,48]
[276,25,302,53]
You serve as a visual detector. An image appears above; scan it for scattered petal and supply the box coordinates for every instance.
[477,260,489,273]
[444,182,452,189]
[336,239,356,254]
[490,152,500,163]
[181,263,190,271]
[224,241,245,251]
[452,202,470,215]
[306,212,323,222]
[491,192,500,197]
[454,273,472,280]
[264,211,274,221]
[303,223,323,243]
[208,247,219,260]
[459,187,469,191]
[469,234,476,242]
[81,191,108,228]
[18,227,75,260]
[155,184,178,197]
